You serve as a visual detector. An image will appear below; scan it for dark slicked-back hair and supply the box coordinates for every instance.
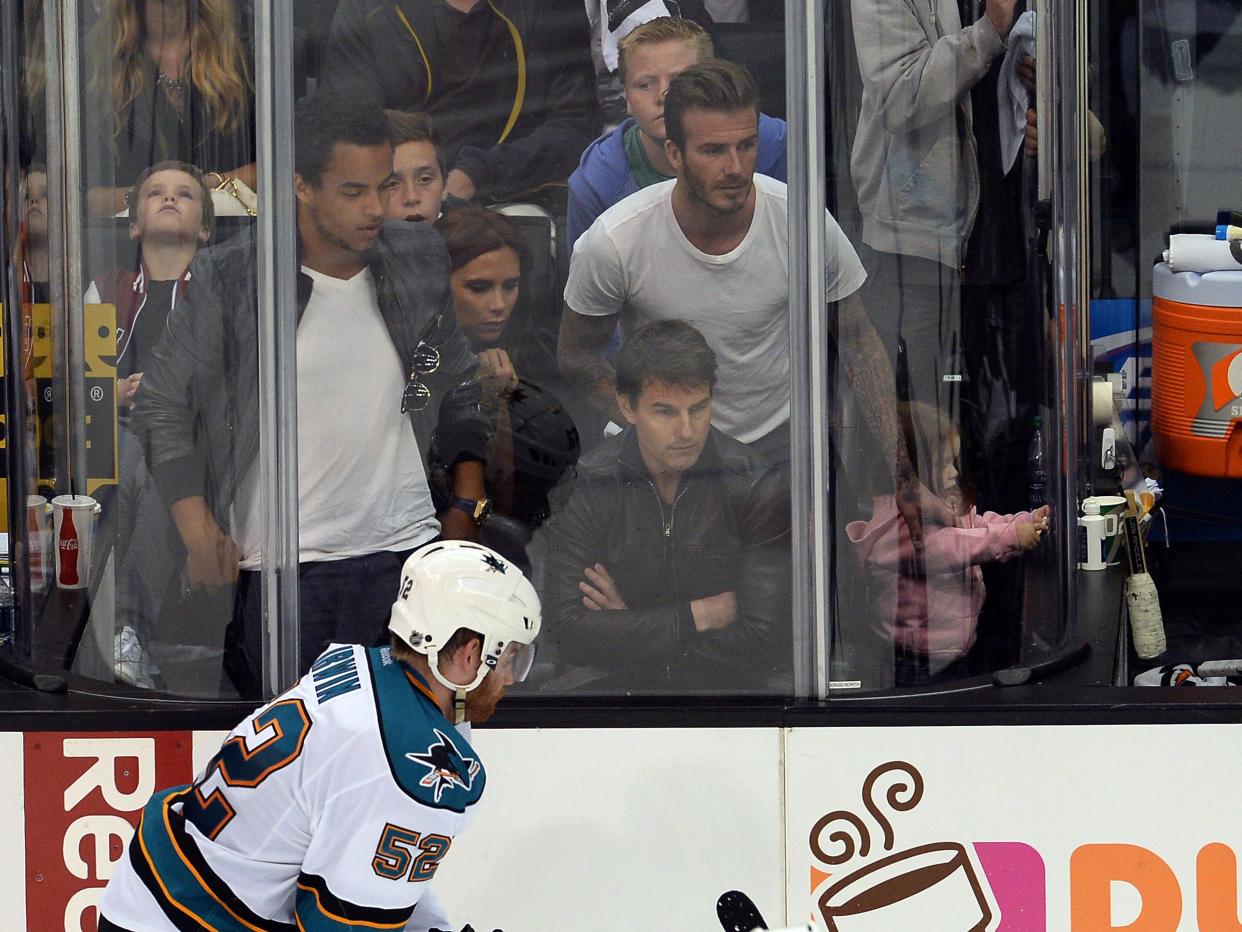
[126,159,216,237]
[663,58,759,151]
[616,320,717,402]
[295,93,390,187]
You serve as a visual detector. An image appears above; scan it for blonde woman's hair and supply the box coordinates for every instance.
[617,16,713,82]
[91,0,252,141]
[21,4,46,117]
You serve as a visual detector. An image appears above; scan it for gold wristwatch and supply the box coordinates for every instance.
[450,495,493,526]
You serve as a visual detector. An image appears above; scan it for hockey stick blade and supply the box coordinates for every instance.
[717,890,767,931]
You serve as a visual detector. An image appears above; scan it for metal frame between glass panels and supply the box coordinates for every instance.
[0,0,1098,706]
[254,0,301,696]
[786,0,832,701]
[1047,0,1090,633]
[42,1,87,497]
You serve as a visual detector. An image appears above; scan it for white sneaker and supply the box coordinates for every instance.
[114,625,159,689]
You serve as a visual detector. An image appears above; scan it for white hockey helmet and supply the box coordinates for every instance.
[389,541,541,692]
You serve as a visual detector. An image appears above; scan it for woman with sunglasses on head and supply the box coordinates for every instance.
[84,0,256,217]
[432,207,580,567]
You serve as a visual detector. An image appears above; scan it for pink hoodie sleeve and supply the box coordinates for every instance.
[928,509,1032,567]
[847,502,1032,571]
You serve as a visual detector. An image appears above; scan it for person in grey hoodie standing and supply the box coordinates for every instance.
[850,0,1039,516]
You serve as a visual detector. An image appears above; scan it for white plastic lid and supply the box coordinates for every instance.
[1153,261,1242,306]
[1083,501,1100,515]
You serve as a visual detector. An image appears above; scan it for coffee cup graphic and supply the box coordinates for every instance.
[818,842,992,931]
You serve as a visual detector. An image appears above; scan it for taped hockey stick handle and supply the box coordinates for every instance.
[1126,572,1166,660]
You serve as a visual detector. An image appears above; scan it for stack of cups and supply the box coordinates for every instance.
[1078,501,1108,570]
[52,495,101,590]
[26,495,53,593]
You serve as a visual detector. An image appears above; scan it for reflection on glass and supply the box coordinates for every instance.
[84,0,256,218]
[833,0,1053,690]
[319,0,597,205]
[1111,0,1242,684]
[844,402,1049,686]
[130,94,478,698]
[92,162,215,691]
[566,16,787,249]
[544,321,791,694]
[430,206,580,576]
[10,0,820,702]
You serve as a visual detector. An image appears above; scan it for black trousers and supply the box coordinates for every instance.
[224,546,420,697]
[98,917,135,932]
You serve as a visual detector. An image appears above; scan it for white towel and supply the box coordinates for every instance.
[997,11,1036,174]
[600,0,671,71]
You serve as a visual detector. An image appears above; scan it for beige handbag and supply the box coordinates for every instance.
[211,176,258,217]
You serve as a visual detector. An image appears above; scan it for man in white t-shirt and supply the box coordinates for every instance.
[560,59,946,538]
[134,94,482,695]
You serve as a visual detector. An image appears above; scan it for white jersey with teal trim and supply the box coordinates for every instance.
[99,644,484,931]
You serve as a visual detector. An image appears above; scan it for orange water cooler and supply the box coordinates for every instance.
[1151,262,1242,477]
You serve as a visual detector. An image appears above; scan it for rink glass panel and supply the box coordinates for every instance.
[0,0,1093,704]
[1,0,261,698]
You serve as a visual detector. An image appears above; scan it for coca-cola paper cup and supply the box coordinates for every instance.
[26,495,53,593]
[52,495,101,590]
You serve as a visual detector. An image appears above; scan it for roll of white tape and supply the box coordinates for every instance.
[1163,233,1242,273]
[1092,379,1113,428]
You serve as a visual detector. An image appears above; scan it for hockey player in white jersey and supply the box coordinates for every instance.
[99,541,539,932]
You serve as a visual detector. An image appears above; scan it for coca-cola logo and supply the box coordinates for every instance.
[60,539,78,550]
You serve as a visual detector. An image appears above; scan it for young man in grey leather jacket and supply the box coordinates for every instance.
[132,94,479,694]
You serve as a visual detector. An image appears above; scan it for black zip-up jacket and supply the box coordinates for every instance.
[319,0,597,201]
[132,220,476,531]
[544,427,792,692]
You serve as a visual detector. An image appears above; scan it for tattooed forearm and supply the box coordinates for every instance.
[558,306,625,423]
[835,293,914,483]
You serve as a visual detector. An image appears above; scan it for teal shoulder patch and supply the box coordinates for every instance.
[365,647,486,813]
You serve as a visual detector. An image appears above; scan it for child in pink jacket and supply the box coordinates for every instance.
[846,402,1049,683]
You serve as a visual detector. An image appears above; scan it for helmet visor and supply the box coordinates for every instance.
[497,640,537,683]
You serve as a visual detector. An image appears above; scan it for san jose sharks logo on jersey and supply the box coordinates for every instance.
[406,729,481,803]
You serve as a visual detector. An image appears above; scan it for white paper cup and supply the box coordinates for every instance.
[26,495,52,593]
[52,495,101,590]
[818,843,992,932]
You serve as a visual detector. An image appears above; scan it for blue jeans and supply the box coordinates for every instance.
[226,547,421,696]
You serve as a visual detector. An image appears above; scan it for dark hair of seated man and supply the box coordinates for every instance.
[615,318,718,401]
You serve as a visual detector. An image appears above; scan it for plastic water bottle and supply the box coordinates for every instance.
[1028,415,1048,509]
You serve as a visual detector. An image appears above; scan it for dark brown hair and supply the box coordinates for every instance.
[385,109,445,173]
[435,206,527,274]
[664,58,759,151]
[615,320,717,402]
